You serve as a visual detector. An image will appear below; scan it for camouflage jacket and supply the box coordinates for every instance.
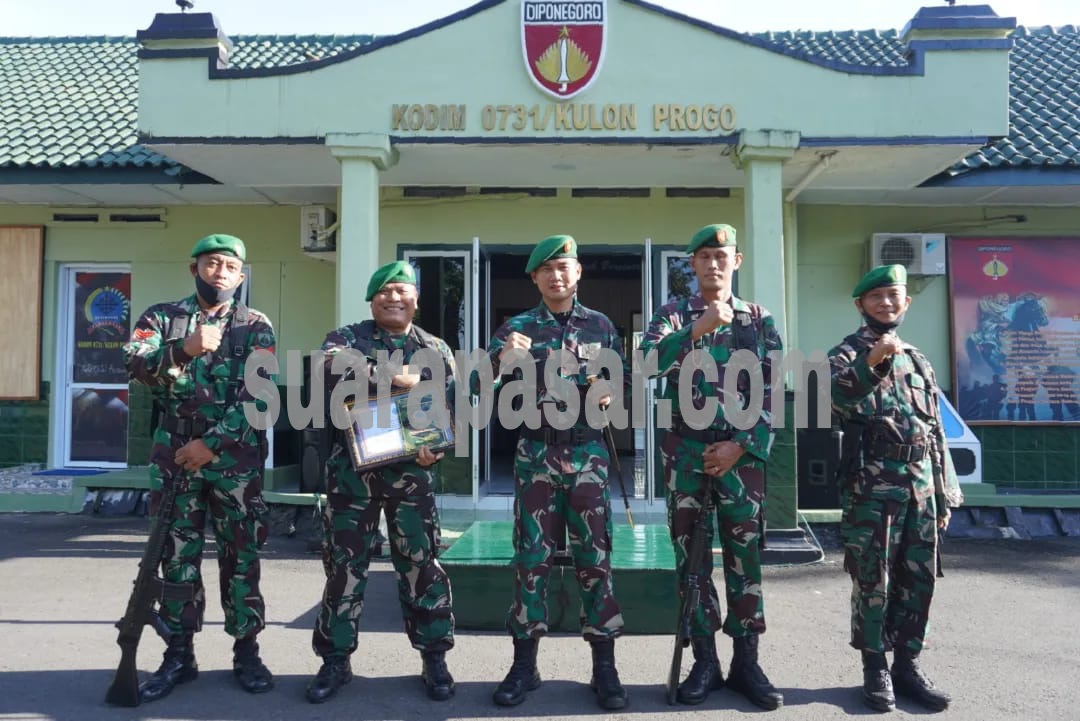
[640,293,781,470]
[482,298,630,474]
[123,294,276,468]
[322,320,457,496]
[829,325,963,510]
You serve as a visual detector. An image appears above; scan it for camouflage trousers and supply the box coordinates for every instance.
[841,490,938,654]
[312,491,455,657]
[665,463,766,638]
[148,466,268,639]
[509,448,624,641]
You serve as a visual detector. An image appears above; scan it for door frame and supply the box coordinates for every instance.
[53,263,132,469]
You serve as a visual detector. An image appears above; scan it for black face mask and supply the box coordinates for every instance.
[862,311,906,335]
[195,274,236,306]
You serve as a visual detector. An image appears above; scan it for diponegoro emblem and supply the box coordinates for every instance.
[522,0,607,99]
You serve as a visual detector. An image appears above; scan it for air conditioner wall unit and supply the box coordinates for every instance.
[300,205,337,253]
[869,232,947,276]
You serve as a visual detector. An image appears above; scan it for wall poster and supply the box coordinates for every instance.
[949,237,1080,424]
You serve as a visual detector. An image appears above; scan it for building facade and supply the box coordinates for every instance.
[1,1,1077,520]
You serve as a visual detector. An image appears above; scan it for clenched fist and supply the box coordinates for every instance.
[182,324,222,357]
[499,331,533,364]
[692,300,734,339]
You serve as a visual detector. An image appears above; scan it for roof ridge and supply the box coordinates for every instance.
[0,35,135,43]
[231,33,376,42]
[1012,25,1080,37]
[750,28,900,38]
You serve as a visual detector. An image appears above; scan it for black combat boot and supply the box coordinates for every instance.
[677,634,724,705]
[861,650,896,712]
[727,635,783,710]
[232,637,274,694]
[421,649,455,701]
[588,639,628,710]
[892,647,951,711]
[305,655,353,704]
[138,633,198,703]
[492,638,541,706]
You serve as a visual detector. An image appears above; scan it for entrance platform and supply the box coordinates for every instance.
[440,521,678,634]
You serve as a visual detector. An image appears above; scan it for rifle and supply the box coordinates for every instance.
[666,491,715,705]
[587,376,634,528]
[105,476,196,707]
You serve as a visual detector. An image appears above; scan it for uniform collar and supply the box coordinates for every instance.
[536,297,586,321]
[182,293,235,320]
[857,323,910,349]
[371,322,412,341]
[687,293,748,312]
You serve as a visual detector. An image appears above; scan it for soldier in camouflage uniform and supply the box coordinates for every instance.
[829,264,963,713]
[483,235,630,711]
[640,224,784,710]
[123,233,276,703]
[306,260,457,704]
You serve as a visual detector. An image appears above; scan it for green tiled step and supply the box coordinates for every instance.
[0,492,85,513]
[441,521,677,634]
[74,465,302,495]
[961,483,1080,509]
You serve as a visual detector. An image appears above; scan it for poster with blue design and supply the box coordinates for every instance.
[949,237,1080,424]
[72,272,131,384]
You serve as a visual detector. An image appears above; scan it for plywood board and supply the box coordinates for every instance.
[0,227,44,400]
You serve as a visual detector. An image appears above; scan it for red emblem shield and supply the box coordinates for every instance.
[521,0,607,99]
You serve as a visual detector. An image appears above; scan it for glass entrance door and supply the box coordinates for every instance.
[57,265,132,468]
[403,248,475,497]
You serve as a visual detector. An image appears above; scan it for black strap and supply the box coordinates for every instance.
[671,421,734,444]
[157,414,211,438]
[226,303,251,406]
[518,426,603,445]
[868,437,928,462]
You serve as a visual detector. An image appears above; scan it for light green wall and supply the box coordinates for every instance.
[8,196,1079,398]
[0,205,336,384]
[379,191,743,250]
[796,204,1080,391]
[139,1,1010,141]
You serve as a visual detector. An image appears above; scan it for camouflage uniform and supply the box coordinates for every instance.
[641,293,782,639]
[124,294,275,639]
[312,320,456,658]
[485,299,630,641]
[829,326,963,655]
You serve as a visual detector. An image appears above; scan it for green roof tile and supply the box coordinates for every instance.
[1,27,1077,178]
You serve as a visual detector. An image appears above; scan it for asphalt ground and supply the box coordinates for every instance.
[0,513,1077,721]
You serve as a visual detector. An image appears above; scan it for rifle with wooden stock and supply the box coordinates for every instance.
[666,492,715,705]
[105,476,196,707]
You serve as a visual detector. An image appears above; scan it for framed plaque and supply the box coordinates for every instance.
[342,388,455,472]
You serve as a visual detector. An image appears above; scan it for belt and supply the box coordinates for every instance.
[869,438,927,462]
[518,426,603,446]
[671,421,733,444]
[158,414,211,439]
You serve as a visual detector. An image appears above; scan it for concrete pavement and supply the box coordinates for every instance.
[0,513,1077,721]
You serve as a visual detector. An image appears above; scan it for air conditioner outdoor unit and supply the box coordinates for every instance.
[300,205,336,253]
[869,233,946,276]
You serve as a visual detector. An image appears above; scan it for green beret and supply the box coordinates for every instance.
[853,264,907,298]
[687,224,737,255]
[365,260,416,301]
[190,233,246,262]
[525,234,578,274]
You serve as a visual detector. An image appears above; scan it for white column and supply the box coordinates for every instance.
[734,130,799,345]
[327,133,397,327]
[783,200,800,354]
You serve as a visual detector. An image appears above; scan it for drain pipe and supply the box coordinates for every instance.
[786,151,836,202]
